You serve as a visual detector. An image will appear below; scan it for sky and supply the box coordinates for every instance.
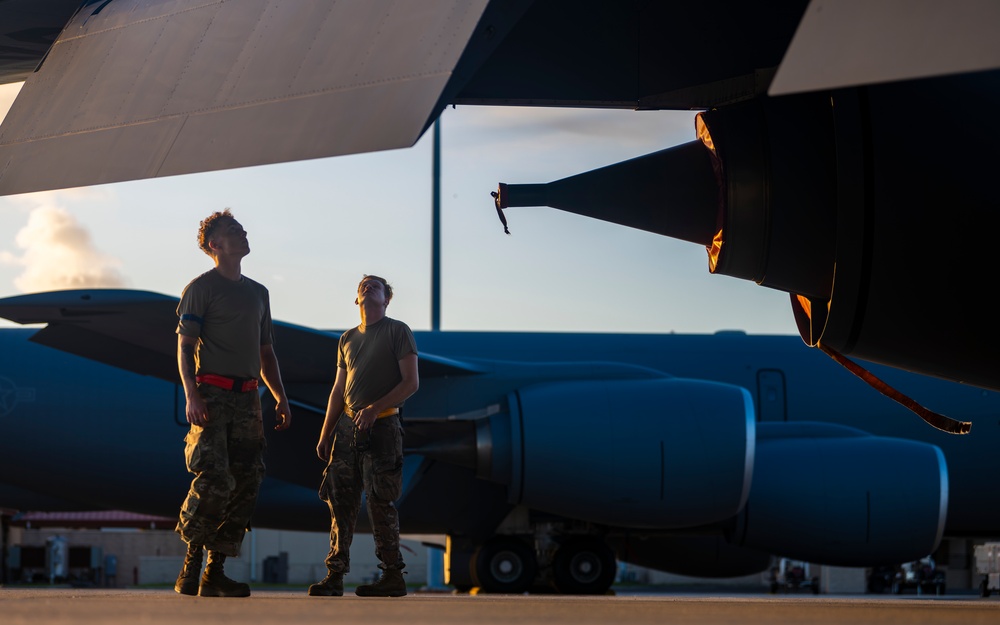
[0,81,796,336]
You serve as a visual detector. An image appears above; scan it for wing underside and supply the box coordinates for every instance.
[1,0,998,197]
[0,0,501,196]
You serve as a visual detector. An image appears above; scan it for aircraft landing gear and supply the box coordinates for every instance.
[450,525,617,595]
[471,535,537,594]
[551,536,617,595]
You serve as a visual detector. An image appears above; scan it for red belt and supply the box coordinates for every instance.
[196,374,259,393]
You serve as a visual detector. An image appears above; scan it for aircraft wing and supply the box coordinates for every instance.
[0,0,531,196]
[0,288,484,385]
[4,1,999,197]
[768,0,1000,95]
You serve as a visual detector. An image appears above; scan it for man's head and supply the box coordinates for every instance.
[197,209,248,258]
[356,275,392,308]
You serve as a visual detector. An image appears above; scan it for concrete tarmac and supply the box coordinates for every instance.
[1,587,999,625]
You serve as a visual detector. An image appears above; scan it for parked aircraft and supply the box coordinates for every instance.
[1,288,998,594]
[1,0,998,592]
[1,1,998,390]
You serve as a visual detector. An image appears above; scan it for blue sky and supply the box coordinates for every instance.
[0,82,796,335]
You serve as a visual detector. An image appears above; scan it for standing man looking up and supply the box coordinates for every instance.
[174,208,292,598]
[309,275,419,597]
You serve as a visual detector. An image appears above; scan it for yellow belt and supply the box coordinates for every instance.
[346,407,399,419]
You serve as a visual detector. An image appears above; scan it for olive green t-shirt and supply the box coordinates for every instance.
[338,316,417,413]
[175,269,274,379]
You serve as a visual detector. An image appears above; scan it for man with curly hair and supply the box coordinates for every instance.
[173,208,292,598]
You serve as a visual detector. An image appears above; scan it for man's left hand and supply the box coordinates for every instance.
[353,406,378,431]
[274,399,292,431]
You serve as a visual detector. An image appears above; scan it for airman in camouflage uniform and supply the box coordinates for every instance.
[177,385,265,556]
[310,275,419,598]
[174,209,292,598]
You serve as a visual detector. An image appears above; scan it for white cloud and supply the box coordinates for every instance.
[0,202,128,292]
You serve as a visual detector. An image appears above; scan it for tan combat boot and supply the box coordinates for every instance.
[174,544,203,596]
[355,568,407,597]
[307,570,344,596]
[199,551,251,597]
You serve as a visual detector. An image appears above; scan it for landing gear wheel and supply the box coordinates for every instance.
[471,536,537,594]
[552,537,617,595]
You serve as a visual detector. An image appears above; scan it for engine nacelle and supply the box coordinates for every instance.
[730,422,947,565]
[481,378,755,528]
[495,73,1000,391]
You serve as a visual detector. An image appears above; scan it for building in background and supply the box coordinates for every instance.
[1,510,435,588]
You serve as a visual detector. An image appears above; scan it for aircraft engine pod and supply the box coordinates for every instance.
[489,378,755,528]
[696,92,838,301]
[698,77,1000,391]
[730,422,947,566]
[495,72,1000,392]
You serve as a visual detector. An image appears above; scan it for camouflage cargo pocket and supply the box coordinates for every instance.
[368,421,403,502]
[183,429,203,473]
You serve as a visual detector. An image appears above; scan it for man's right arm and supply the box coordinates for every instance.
[177,334,208,426]
[316,367,347,462]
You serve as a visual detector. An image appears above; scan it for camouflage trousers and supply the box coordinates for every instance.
[319,413,404,573]
[176,383,265,557]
